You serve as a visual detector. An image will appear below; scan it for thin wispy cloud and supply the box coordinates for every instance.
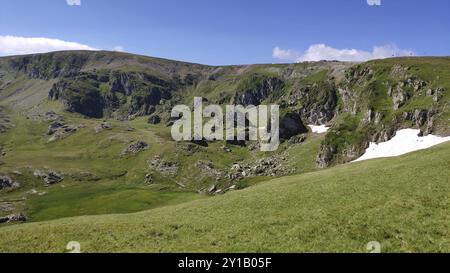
[272,44,415,63]
[112,46,125,52]
[0,35,97,56]
[367,0,381,6]
[66,0,81,6]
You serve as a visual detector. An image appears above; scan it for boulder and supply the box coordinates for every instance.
[0,176,20,190]
[144,173,154,184]
[148,115,161,125]
[34,170,64,185]
[95,123,112,133]
[0,213,27,224]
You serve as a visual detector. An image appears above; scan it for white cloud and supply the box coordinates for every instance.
[367,0,381,6]
[112,46,125,52]
[0,35,97,56]
[272,44,415,63]
[66,0,81,6]
[272,46,301,62]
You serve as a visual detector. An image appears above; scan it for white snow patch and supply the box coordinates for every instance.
[308,125,330,134]
[354,129,450,162]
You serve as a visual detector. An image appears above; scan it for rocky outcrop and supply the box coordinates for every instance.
[121,141,149,156]
[0,176,20,190]
[48,69,177,118]
[49,79,105,118]
[390,85,410,110]
[196,160,225,180]
[363,109,384,125]
[47,121,83,143]
[234,75,284,106]
[147,156,178,176]
[34,170,64,185]
[0,213,27,224]
[289,82,339,124]
[228,155,293,180]
[316,145,336,169]
[345,66,374,85]
[148,115,161,124]
[279,113,308,140]
[9,52,89,79]
[95,123,112,133]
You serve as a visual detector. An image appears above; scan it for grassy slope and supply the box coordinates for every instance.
[0,142,449,253]
[0,104,323,222]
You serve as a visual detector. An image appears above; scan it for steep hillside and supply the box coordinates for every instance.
[1,51,449,227]
[0,142,449,253]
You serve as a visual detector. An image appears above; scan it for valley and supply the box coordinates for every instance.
[0,51,449,252]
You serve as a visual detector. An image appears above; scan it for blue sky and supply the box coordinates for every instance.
[0,0,449,65]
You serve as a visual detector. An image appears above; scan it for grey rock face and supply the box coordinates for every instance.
[234,76,284,106]
[316,145,336,169]
[413,109,429,127]
[391,85,410,109]
[279,113,308,140]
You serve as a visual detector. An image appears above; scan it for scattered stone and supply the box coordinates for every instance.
[222,146,232,153]
[27,189,47,196]
[95,123,113,133]
[34,170,64,185]
[47,121,66,135]
[47,120,82,142]
[196,160,225,180]
[144,173,154,184]
[147,156,178,176]
[208,185,216,194]
[121,141,149,156]
[0,213,27,224]
[288,134,307,144]
[228,154,292,181]
[0,176,20,190]
[175,142,203,155]
[0,203,14,212]
[44,111,63,122]
[433,88,444,103]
